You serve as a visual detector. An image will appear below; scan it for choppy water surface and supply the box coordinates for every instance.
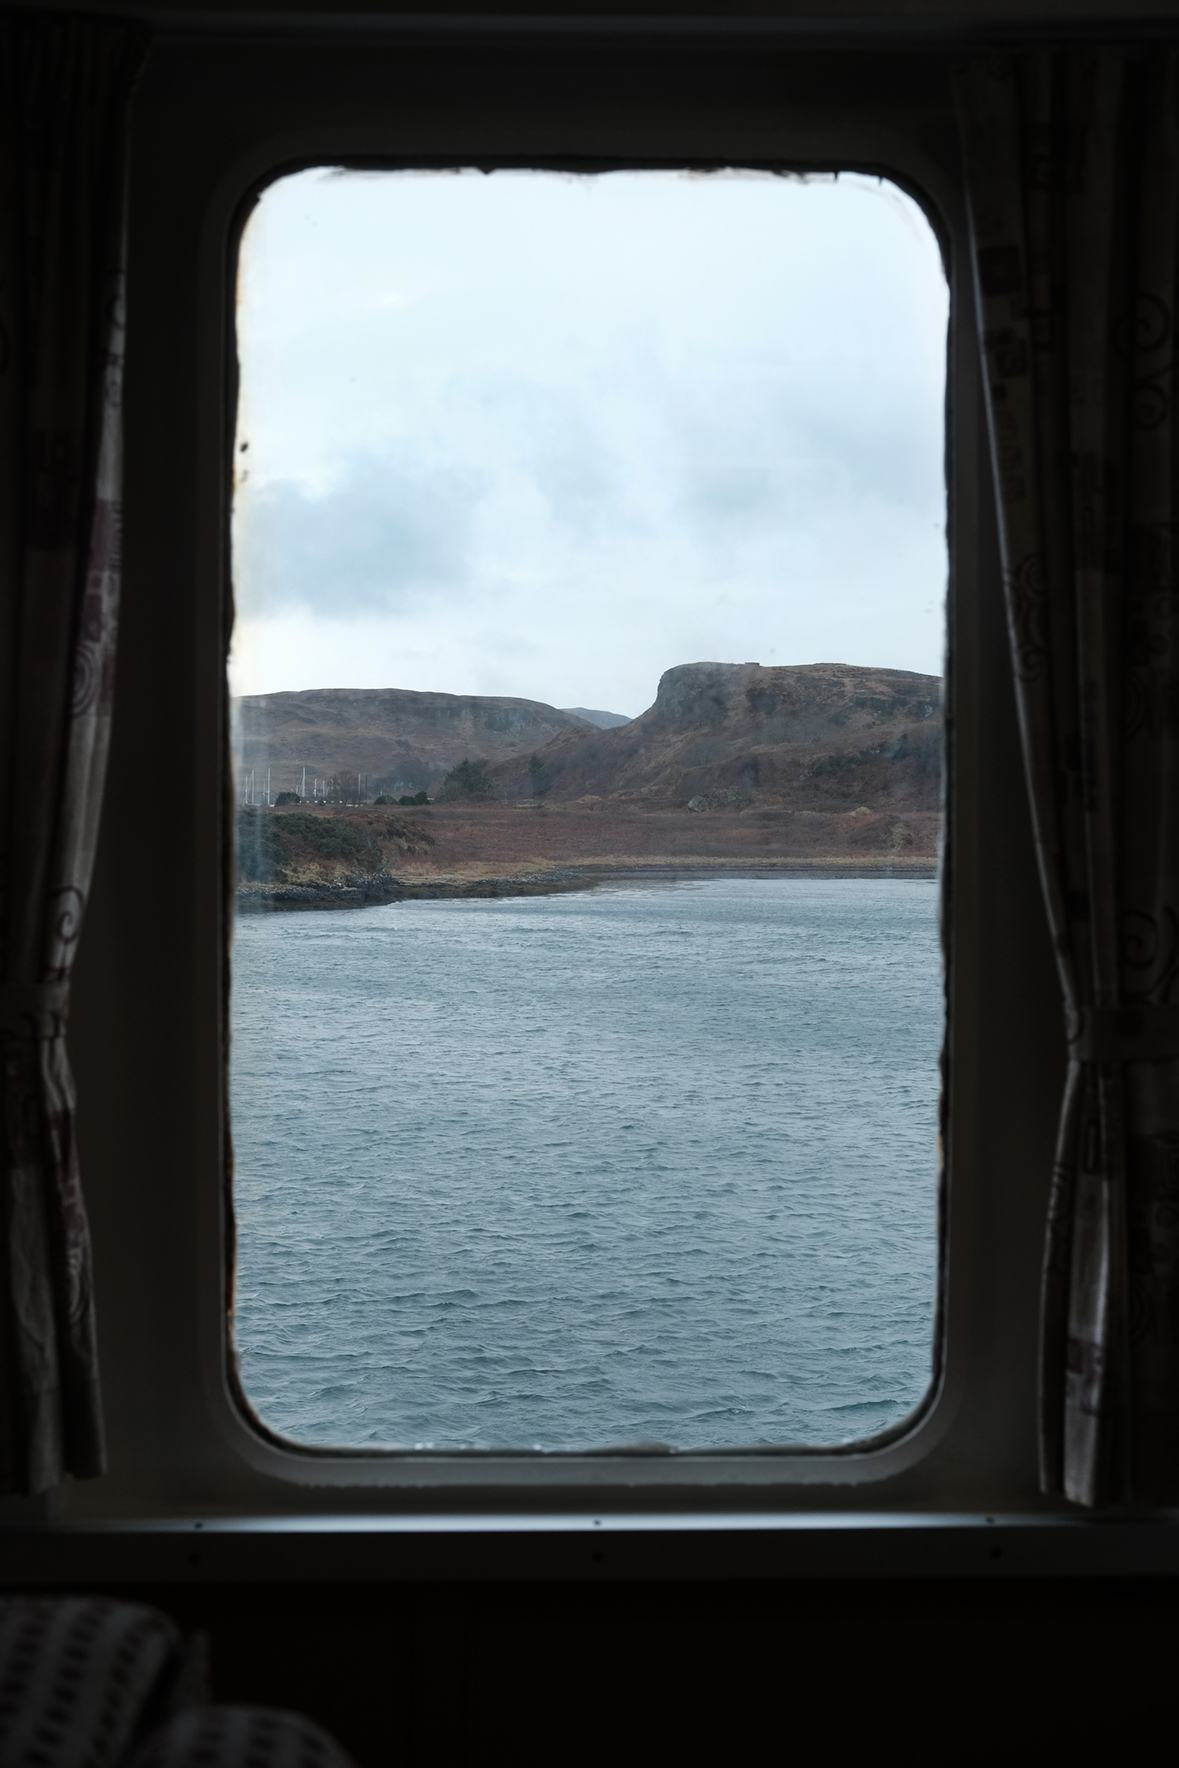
[231,877,941,1449]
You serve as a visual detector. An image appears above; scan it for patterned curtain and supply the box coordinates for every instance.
[957,51,1179,1506]
[0,16,146,1495]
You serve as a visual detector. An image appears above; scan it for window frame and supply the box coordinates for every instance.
[44,20,1076,1544]
[224,150,953,1473]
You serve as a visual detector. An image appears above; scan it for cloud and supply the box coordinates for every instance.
[233,455,481,619]
[230,167,949,703]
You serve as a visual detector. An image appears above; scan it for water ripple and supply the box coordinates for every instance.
[231,876,941,1450]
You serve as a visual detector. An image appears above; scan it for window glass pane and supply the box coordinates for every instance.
[230,167,948,1451]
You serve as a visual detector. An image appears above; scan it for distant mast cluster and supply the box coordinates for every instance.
[238,769,370,807]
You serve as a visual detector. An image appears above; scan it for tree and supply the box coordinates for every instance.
[437,759,496,802]
[324,771,361,806]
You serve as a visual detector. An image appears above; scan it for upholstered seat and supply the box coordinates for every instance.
[0,1598,355,1768]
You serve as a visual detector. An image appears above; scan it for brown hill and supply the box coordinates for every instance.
[489,661,942,813]
[231,687,593,799]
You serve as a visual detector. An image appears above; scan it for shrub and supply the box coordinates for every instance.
[237,808,379,880]
[437,759,496,802]
[274,791,301,806]
[236,807,293,882]
[279,813,380,867]
[236,807,432,884]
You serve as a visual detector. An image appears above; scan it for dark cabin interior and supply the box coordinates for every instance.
[3,0,1179,1762]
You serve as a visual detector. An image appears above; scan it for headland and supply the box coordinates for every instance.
[235,661,942,910]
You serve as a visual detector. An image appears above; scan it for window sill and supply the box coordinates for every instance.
[3,1511,1178,1584]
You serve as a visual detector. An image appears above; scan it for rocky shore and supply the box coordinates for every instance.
[234,867,598,911]
[235,852,938,913]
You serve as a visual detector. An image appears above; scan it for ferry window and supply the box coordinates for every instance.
[228,167,949,1453]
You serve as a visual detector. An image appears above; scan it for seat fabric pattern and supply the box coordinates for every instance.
[0,1596,183,1768]
[126,1707,358,1768]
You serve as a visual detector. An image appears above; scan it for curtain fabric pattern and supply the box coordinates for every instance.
[0,16,145,1495]
[957,51,1179,1506]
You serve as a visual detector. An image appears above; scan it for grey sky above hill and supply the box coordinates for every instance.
[231,168,948,718]
[564,708,631,729]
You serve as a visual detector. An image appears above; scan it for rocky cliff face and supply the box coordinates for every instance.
[490,661,942,813]
[232,687,594,798]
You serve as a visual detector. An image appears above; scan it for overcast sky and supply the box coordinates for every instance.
[231,168,948,718]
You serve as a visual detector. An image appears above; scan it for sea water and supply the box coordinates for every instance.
[230,876,942,1450]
